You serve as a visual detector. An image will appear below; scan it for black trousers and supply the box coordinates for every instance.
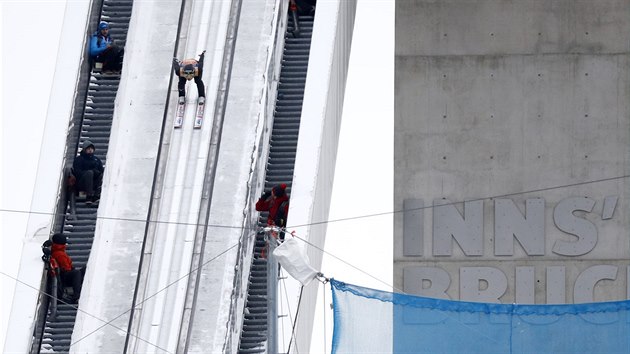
[97,46,124,71]
[76,169,103,196]
[178,74,205,98]
[294,0,316,15]
[60,267,85,299]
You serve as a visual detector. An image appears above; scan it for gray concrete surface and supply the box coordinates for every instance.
[394,0,630,304]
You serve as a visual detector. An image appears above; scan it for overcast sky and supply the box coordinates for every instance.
[0,0,394,351]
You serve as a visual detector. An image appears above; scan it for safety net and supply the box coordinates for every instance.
[330,279,630,354]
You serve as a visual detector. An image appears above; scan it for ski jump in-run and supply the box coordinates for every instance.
[172,51,206,129]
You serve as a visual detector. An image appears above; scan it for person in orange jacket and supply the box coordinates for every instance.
[50,234,85,303]
[256,183,290,228]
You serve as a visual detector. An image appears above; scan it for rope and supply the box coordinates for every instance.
[289,232,400,293]
[322,280,327,354]
[285,285,304,354]
[279,270,286,351]
[0,270,173,353]
[3,173,628,234]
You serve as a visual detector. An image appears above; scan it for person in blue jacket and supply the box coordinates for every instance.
[89,21,124,72]
[72,140,104,205]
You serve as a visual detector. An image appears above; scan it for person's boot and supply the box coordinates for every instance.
[198,96,205,105]
[178,96,185,104]
[84,194,96,205]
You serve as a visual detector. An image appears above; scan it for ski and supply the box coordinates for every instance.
[174,97,186,128]
[193,97,206,129]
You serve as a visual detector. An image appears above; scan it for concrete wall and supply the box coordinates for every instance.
[290,0,357,351]
[3,1,92,351]
[395,0,630,304]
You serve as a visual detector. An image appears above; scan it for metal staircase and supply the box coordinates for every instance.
[34,1,133,352]
[238,12,314,354]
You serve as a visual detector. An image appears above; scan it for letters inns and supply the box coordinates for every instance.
[401,196,623,303]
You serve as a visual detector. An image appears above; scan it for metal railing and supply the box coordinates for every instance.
[237,10,315,354]
[30,1,134,352]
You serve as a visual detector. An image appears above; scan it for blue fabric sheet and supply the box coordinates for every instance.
[331,279,630,354]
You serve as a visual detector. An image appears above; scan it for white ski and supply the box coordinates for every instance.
[193,97,206,129]
[174,99,186,128]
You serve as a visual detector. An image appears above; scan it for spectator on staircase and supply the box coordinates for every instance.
[51,234,85,304]
[256,184,291,256]
[73,140,104,205]
[256,183,290,230]
[172,51,207,105]
[89,21,124,73]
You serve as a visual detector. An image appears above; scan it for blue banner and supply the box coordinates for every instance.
[331,279,630,353]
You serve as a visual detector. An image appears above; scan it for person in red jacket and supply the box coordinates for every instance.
[256,183,290,228]
[51,234,85,303]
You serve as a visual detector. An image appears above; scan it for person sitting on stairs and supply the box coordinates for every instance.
[50,233,85,304]
[72,140,104,205]
[89,21,124,73]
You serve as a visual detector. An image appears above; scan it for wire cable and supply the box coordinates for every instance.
[291,174,630,228]
[278,270,287,352]
[290,234,402,293]
[4,173,629,350]
[281,236,504,347]
[0,270,174,354]
[0,207,252,230]
[322,280,327,354]
[0,241,239,351]
[71,242,239,347]
[283,272,304,354]
[4,221,504,351]
[283,231,512,346]
[2,174,629,234]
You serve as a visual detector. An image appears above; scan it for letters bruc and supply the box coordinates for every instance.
[401,196,623,303]
[403,265,622,304]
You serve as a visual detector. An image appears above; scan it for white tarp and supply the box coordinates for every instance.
[273,237,318,286]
